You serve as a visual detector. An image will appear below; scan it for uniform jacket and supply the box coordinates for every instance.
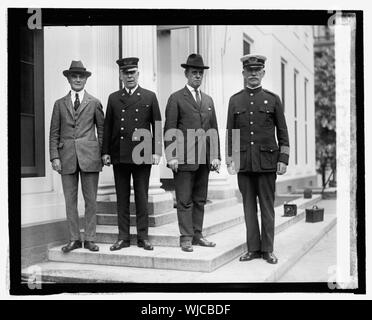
[102,86,162,165]
[49,91,105,174]
[226,86,289,173]
[164,86,221,171]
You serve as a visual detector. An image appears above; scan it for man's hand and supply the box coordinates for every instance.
[168,159,179,172]
[277,162,287,175]
[52,159,62,173]
[211,159,221,173]
[152,154,161,165]
[102,154,111,166]
[227,161,237,175]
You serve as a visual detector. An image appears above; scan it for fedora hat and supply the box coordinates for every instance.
[181,53,209,69]
[63,60,92,78]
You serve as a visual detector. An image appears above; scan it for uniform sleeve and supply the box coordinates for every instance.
[49,101,60,162]
[163,94,179,162]
[225,97,235,165]
[274,95,290,165]
[102,96,113,156]
[94,100,105,152]
[209,98,221,161]
[151,93,162,156]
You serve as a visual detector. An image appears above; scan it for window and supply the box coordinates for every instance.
[294,69,299,165]
[243,34,253,87]
[304,78,309,164]
[20,27,45,177]
[281,59,286,111]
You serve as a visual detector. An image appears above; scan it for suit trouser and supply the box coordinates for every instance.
[174,164,210,243]
[61,164,99,241]
[113,163,151,241]
[237,172,276,253]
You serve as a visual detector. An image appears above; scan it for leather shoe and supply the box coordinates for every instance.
[239,251,262,262]
[192,238,216,247]
[262,252,278,264]
[137,239,154,251]
[180,241,193,252]
[61,240,82,253]
[110,240,130,251]
[84,241,99,252]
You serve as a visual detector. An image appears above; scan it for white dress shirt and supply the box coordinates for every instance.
[125,85,139,95]
[186,84,201,103]
[71,89,85,106]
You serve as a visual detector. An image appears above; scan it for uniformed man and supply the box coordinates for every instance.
[102,57,162,251]
[226,54,290,264]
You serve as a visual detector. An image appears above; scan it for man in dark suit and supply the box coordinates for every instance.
[226,54,290,264]
[102,57,162,251]
[49,60,104,253]
[164,53,221,252]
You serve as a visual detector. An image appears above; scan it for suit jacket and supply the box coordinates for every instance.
[49,91,105,174]
[102,86,162,165]
[164,86,221,171]
[226,86,289,173]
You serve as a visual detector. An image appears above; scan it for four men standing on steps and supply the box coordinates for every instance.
[50,54,289,263]
[49,60,104,253]
[226,54,290,264]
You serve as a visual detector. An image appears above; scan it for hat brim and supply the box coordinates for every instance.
[181,63,209,69]
[243,64,265,68]
[119,65,138,71]
[63,70,92,77]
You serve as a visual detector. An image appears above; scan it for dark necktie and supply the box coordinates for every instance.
[195,89,201,107]
[128,89,132,96]
[74,93,80,111]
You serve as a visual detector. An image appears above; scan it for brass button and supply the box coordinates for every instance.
[251,141,254,145]
[250,111,253,115]
[121,118,124,121]
[120,136,124,140]
[121,127,124,130]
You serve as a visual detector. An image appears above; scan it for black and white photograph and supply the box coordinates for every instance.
[2,1,368,303]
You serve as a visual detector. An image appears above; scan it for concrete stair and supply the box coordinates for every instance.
[45,195,322,274]
[96,197,238,228]
[25,206,336,283]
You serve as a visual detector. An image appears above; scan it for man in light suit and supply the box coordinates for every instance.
[164,53,221,252]
[49,60,104,253]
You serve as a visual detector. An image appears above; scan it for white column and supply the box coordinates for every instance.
[98,26,173,212]
[199,25,236,199]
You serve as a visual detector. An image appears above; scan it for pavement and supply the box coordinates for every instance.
[279,199,337,282]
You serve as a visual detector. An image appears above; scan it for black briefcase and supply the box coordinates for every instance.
[283,203,297,217]
[305,205,324,223]
[304,188,312,199]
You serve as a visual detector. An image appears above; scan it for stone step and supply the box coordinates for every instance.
[48,196,322,273]
[91,195,320,246]
[23,208,336,283]
[96,197,238,227]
